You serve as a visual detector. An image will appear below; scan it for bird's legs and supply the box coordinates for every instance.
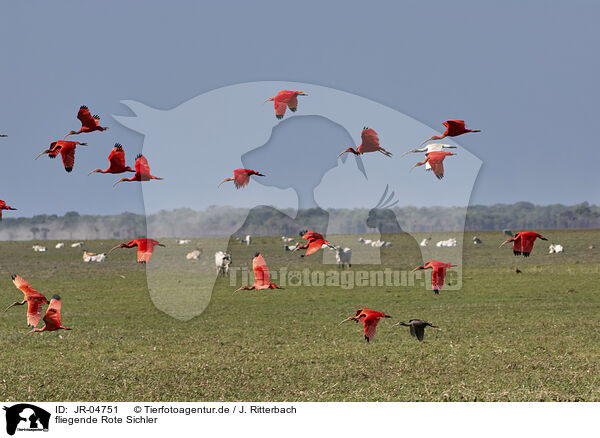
[378,147,393,157]
[5,300,26,311]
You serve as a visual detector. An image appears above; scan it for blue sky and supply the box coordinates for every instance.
[1,1,599,217]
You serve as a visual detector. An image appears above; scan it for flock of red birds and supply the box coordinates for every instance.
[2,91,548,339]
[228,90,549,343]
[3,105,168,333]
[220,90,481,188]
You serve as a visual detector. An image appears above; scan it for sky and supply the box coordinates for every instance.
[1,0,599,217]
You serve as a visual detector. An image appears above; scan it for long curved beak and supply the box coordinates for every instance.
[409,164,419,173]
[88,169,99,176]
[218,178,230,187]
[400,149,416,158]
[107,245,121,255]
[337,151,348,159]
[338,317,355,327]
[113,179,125,187]
[35,151,48,160]
[262,98,272,104]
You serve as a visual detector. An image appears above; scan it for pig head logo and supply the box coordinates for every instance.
[113,81,481,320]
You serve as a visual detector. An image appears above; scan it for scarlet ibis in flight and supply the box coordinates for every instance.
[413,261,456,294]
[410,150,455,180]
[29,295,71,333]
[108,238,165,263]
[35,140,87,172]
[233,253,282,294]
[0,200,17,220]
[65,105,109,138]
[339,308,391,343]
[264,90,307,120]
[218,169,265,189]
[88,143,135,175]
[5,274,49,328]
[113,154,163,187]
[499,232,547,257]
[337,127,392,158]
[418,120,479,147]
[393,320,439,342]
[291,230,335,257]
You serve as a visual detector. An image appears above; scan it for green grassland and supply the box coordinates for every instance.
[0,229,598,401]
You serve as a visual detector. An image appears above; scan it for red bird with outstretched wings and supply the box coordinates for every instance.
[410,150,455,179]
[234,253,282,294]
[108,238,165,263]
[339,308,391,342]
[418,119,480,146]
[89,143,134,175]
[264,90,307,119]
[36,140,87,173]
[65,105,109,138]
[6,274,49,328]
[219,168,265,189]
[413,261,456,294]
[113,154,163,186]
[337,127,392,158]
[30,295,72,333]
[499,231,547,257]
[0,200,17,220]
[291,230,334,257]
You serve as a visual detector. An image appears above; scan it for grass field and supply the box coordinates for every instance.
[0,229,598,402]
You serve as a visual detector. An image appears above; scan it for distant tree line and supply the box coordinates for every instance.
[0,202,597,241]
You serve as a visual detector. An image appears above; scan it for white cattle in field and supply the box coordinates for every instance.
[83,251,106,262]
[473,236,482,245]
[363,239,372,245]
[335,247,352,269]
[186,249,202,260]
[420,237,431,247]
[244,235,251,246]
[281,236,294,242]
[55,242,65,249]
[32,245,46,252]
[383,241,392,247]
[71,242,84,248]
[371,240,384,248]
[177,239,192,245]
[215,251,232,276]
[284,244,298,251]
[436,238,457,247]
[549,244,564,254]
